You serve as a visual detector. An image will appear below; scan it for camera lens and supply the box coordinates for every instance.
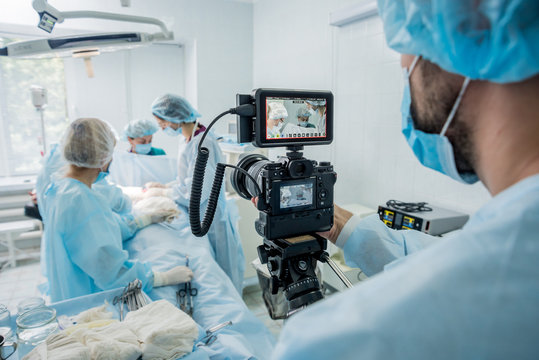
[231,153,270,200]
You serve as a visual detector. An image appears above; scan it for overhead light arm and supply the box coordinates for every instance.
[32,0,173,40]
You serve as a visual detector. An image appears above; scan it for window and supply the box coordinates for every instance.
[0,37,69,176]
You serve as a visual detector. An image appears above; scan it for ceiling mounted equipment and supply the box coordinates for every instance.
[0,0,174,59]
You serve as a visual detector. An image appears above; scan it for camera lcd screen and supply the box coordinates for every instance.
[266,97,327,141]
[280,182,314,209]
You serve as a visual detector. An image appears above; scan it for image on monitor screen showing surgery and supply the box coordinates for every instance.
[266,97,327,140]
[280,182,313,209]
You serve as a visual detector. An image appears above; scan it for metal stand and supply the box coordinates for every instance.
[319,252,353,288]
[258,234,354,318]
[38,108,47,155]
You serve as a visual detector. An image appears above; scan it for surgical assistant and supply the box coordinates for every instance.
[39,118,193,302]
[273,0,539,359]
[123,118,166,155]
[148,94,245,293]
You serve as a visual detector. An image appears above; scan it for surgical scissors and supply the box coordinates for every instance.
[177,256,197,315]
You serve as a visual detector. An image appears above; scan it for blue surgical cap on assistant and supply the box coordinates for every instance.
[151,94,201,124]
[123,118,159,140]
[377,0,539,83]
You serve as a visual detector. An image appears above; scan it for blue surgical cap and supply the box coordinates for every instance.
[377,0,539,83]
[296,106,311,118]
[151,94,201,124]
[123,118,159,140]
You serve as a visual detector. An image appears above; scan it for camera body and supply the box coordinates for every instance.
[253,155,336,240]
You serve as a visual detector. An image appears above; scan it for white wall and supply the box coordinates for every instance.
[253,0,491,215]
[0,0,253,138]
[63,45,185,155]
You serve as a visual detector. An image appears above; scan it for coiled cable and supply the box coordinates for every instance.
[386,199,432,213]
[190,105,261,237]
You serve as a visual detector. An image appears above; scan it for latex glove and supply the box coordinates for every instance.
[144,181,167,189]
[149,210,175,224]
[153,266,194,287]
[142,188,174,199]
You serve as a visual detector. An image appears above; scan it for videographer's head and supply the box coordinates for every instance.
[381,0,539,194]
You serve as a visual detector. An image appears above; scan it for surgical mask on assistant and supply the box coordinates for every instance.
[164,125,182,137]
[135,143,152,154]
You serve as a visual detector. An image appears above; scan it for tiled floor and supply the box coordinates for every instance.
[0,260,284,339]
[0,260,45,315]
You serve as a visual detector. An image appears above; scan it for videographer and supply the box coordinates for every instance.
[272,0,539,359]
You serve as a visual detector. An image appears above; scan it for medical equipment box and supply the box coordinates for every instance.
[377,204,469,235]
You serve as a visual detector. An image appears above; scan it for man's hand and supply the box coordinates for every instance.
[317,204,354,244]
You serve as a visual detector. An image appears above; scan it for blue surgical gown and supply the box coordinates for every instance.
[172,130,245,293]
[41,177,154,302]
[273,173,539,360]
[37,143,140,242]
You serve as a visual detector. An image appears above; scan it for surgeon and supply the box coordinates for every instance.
[296,106,316,128]
[123,118,166,155]
[304,99,326,133]
[267,102,316,138]
[40,118,194,302]
[266,102,287,138]
[145,94,245,293]
[273,0,539,359]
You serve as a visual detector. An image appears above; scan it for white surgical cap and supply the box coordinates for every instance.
[63,118,116,169]
[268,102,288,120]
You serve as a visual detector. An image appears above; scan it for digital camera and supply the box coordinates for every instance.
[231,88,336,240]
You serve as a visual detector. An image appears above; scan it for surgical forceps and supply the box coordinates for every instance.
[177,256,197,315]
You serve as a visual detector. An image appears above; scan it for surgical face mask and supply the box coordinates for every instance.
[298,122,309,127]
[135,143,152,154]
[164,125,182,137]
[94,170,109,184]
[401,56,478,184]
[274,122,284,132]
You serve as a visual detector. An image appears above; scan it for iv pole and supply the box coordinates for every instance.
[31,85,47,155]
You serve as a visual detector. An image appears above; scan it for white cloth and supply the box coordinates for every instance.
[109,150,177,187]
[74,304,114,324]
[124,300,198,360]
[22,332,91,360]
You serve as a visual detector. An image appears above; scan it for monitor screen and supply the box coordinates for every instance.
[265,97,327,141]
[279,182,314,209]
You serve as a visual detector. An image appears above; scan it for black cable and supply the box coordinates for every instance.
[198,109,232,152]
[386,200,432,213]
[222,164,262,197]
[190,103,258,237]
[190,149,225,237]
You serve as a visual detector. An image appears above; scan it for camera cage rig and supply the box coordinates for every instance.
[189,89,351,318]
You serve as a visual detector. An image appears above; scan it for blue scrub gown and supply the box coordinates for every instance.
[41,177,154,302]
[172,129,245,294]
[273,174,539,359]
